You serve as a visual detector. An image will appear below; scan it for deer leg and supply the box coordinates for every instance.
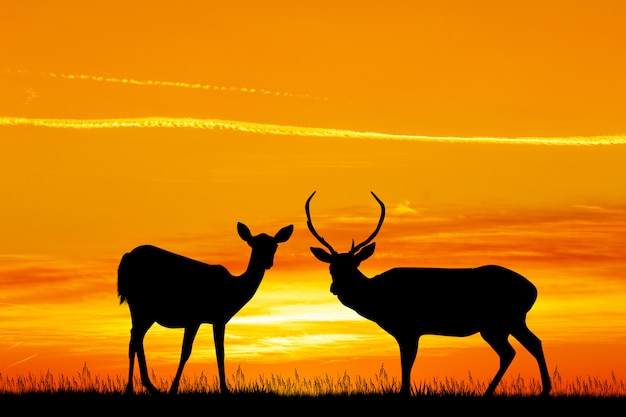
[129,321,160,395]
[511,323,552,396]
[396,335,419,396]
[213,323,229,394]
[126,330,136,395]
[481,331,516,397]
[169,324,200,395]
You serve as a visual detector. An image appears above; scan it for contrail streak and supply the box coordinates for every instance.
[2,354,38,371]
[6,69,326,100]
[1,116,625,145]
[7,342,23,351]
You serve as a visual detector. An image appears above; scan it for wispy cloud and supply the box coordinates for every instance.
[2,116,625,145]
[5,69,327,101]
[302,202,626,281]
[0,255,117,305]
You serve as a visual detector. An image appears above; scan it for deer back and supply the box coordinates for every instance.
[335,265,538,337]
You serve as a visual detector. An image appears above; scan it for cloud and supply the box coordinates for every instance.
[1,116,625,145]
[392,201,417,215]
[0,255,117,305]
[5,69,327,101]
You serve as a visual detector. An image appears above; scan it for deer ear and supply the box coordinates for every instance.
[356,243,376,262]
[275,225,294,242]
[310,247,333,263]
[237,222,253,242]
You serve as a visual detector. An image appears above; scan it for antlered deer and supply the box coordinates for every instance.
[118,222,293,395]
[305,191,551,396]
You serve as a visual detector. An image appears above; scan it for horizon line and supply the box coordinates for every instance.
[1,116,625,145]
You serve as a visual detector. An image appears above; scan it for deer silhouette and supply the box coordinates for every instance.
[118,222,293,395]
[305,191,551,397]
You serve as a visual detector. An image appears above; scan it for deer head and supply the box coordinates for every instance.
[305,191,385,294]
[238,222,294,270]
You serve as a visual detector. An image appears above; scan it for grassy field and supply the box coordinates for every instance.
[1,365,625,414]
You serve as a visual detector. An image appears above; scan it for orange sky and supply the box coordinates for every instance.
[1,1,626,393]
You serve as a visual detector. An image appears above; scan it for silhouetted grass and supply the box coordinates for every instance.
[1,364,624,414]
[2,363,625,397]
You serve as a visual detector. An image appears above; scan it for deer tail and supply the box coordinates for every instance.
[117,252,132,304]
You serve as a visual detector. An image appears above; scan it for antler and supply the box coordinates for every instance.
[305,191,337,255]
[350,191,385,254]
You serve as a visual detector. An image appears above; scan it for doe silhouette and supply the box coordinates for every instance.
[118,222,293,395]
[305,191,551,397]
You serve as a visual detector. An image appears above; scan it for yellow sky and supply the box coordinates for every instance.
[1,1,626,392]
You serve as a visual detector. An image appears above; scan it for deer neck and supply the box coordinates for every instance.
[331,268,371,307]
[237,255,269,295]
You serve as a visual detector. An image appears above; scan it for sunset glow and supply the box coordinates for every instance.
[1,1,625,394]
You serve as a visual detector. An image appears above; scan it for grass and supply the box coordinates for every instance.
[1,364,625,414]
[1,363,625,397]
